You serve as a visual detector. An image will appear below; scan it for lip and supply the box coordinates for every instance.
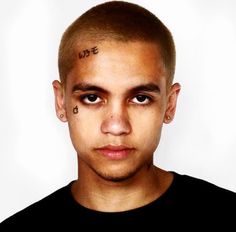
[95,145,135,160]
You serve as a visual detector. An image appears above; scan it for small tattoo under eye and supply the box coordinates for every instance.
[73,106,79,114]
[78,46,99,59]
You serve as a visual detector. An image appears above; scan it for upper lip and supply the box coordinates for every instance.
[96,145,134,151]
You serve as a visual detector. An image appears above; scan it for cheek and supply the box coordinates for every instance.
[131,108,164,148]
[67,107,101,150]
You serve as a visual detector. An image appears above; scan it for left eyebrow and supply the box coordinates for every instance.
[130,83,160,94]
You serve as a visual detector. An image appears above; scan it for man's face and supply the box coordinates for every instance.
[53,41,180,182]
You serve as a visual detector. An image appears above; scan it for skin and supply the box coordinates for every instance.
[52,40,181,212]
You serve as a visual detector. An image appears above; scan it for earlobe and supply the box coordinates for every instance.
[164,83,181,124]
[164,115,172,123]
[52,80,68,122]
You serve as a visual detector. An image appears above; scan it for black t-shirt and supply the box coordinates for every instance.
[1,172,236,230]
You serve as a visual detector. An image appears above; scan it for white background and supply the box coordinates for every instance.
[1,0,236,222]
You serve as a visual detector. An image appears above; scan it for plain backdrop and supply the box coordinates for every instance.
[1,0,236,222]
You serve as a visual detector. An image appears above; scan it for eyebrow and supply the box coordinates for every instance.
[72,82,160,94]
[72,83,109,94]
[131,83,160,94]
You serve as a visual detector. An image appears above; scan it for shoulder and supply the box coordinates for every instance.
[175,172,236,194]
[172,172,236,205]
[0,181,74,229]
[166,172,236,229]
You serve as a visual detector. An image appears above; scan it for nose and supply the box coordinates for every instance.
[101,105,131,136]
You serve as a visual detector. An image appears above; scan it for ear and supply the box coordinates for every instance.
[164,83,181,124]
[52,80,68,122]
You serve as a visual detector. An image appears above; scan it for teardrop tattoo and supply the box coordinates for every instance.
[73,106,79,114]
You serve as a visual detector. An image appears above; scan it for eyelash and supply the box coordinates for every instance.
[78,94,153,106]
[130,95,153,105]
[79,94,102,105]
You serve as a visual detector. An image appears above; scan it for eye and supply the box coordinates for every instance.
[131,95,152,105]
[80,94,102,104]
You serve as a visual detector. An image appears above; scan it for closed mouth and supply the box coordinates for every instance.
[95,145,135,159]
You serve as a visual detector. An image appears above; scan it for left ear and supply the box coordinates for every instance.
[164,83,181,124]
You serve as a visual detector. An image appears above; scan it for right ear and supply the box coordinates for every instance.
[52,80,68,122]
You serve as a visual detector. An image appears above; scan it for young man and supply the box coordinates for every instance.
[1,1,236,229]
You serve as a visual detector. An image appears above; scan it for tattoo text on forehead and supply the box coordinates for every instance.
[78,46,99,59]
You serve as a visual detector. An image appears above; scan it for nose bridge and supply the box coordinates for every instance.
[110,97,126,116]
[101,98,131,135]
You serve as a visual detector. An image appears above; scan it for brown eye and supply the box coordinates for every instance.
[131,95,152,105]
[136,95,147,102]
[87,94,98,102]
[80,94,102,104]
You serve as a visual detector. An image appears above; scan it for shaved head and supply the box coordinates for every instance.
[58,1,175,86]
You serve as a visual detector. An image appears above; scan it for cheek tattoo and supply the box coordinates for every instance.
[73,106,79,114]
[78,46,99,59]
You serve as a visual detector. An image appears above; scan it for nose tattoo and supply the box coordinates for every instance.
[73,106,79,114]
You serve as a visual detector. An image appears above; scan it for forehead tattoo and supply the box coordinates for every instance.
[78,46,99,59]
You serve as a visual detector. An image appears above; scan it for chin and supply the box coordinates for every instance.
[101,174,134,182]
[95,167,139,183]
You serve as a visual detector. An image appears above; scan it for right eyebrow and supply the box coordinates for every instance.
[72,83,109,94]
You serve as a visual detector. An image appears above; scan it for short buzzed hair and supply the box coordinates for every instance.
[58,1,175,86]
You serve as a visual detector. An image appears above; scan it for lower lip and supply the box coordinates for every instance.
[96,149,134,160]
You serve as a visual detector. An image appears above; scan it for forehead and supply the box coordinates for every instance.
[66,40,166,90]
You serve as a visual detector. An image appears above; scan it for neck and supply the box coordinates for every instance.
[71,161,173,212]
